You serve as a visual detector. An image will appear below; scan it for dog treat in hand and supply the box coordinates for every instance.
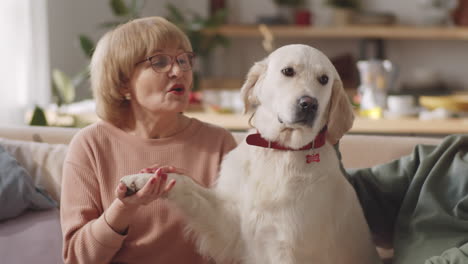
[120,173,154,196]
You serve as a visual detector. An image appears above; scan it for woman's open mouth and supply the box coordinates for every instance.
[168,85,185,95]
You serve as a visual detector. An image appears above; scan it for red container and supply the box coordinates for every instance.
[295,9,312,25]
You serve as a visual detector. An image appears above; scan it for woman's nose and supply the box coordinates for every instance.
[168,62,182,78]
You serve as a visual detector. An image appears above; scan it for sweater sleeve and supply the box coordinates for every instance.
[60,137,126,263]
[425,244,468,264]
[344,144,426,245]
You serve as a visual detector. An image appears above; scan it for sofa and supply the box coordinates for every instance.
[0,124,444,264]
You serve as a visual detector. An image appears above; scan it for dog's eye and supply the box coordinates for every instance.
[317,74,329,85]
[281,67,295,77]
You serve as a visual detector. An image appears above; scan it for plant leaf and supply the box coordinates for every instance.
[52,69,75,105]
[213,34,230,48]
[166,3,186,26]
[205,8,227,28]
[71,67,90,88]
[130,0,146,18]
[79,35,95,58]
[29,105,48,126]
[203,34,229,56]
[110,0,129,16]
[51,78,63,106]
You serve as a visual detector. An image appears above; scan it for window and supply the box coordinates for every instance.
[0,0,50,125]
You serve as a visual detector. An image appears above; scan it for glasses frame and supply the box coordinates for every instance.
[135,52,196,73]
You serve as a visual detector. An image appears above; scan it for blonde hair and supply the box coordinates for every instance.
[90,16,192,127]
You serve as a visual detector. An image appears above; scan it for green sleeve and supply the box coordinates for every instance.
[341,144,429,244]
[425,244,468,264]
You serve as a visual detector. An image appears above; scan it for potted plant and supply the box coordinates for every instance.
[325,0,360,26]
[31,0,147,127]
[166,3,229,91]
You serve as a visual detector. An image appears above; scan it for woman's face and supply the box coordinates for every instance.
[127,47,193,116]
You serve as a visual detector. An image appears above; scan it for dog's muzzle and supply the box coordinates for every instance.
[293,96,318,127]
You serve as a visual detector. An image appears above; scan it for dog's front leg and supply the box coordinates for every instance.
[120,173,241,262]
[166,174,243,263]
[120,172,220,222]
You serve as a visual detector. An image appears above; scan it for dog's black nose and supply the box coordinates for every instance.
[298,96,318,112]
[294,96,318,126]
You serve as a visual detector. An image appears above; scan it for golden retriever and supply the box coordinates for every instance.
[122,44,381,264]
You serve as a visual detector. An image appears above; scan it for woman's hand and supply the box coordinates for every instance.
[139,163,188,175]
[115,166,178,209]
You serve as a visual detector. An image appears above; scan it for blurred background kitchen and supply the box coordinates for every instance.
[3,0,468,136]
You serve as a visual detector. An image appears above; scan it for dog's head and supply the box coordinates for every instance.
[241,44,354,148]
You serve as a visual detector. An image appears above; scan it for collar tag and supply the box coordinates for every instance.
[306,153,320,163]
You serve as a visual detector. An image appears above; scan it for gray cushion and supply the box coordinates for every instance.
[0,145,57,221]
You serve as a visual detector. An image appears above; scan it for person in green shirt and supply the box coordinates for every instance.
[343,135,468,264]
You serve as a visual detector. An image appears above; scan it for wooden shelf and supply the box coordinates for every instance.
[185,112,468,135]
[69,110,468,135]
[204,25,468,40]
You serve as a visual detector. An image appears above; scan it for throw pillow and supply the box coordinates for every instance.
[0,145,57,221]
[0,138,68,203]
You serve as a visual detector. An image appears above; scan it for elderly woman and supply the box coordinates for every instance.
[60,16,236,264]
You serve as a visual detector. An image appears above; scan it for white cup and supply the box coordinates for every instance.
[387,95,416,114]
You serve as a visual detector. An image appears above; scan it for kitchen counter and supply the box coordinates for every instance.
[185,112,468,136]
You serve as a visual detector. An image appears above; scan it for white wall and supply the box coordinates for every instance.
[47,0,468,101]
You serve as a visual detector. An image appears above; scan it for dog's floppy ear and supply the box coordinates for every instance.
[240,58,267,114]
[327,78,355,145]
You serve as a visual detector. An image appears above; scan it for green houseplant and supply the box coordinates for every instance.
[52,0,147,107]
[31,0,147,126]
[32,1,228,126]
[165,3,229,91]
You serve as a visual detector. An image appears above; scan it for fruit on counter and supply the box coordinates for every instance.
[419,93,468,112]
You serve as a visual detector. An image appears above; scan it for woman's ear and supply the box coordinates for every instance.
[326,78,355,145]
[240,58,267,114]
[119,83,132,101]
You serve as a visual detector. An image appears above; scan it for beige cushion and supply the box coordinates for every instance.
[340,134,443,169]
[0,138,67,203]
[0,125,78,144]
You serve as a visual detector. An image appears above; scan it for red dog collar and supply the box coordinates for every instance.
[246,126,327,151]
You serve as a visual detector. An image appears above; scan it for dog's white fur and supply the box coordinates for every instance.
[122,44,381,264]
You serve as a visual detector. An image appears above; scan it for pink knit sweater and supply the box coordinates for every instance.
[60,119,237,264]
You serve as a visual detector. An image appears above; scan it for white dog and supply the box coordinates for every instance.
[122,44,382,264]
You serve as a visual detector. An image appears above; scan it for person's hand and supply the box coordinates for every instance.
[115,166,177,209]
[139,163,188,175]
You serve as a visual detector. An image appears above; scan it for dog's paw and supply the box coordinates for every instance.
[120,173,154,196]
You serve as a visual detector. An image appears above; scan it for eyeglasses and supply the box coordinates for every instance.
[136,52,196,73]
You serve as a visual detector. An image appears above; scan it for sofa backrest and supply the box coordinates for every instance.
[0,125,78,144]
[0,125,444,169]
[339,134,442,168]
[0,125,444,204]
